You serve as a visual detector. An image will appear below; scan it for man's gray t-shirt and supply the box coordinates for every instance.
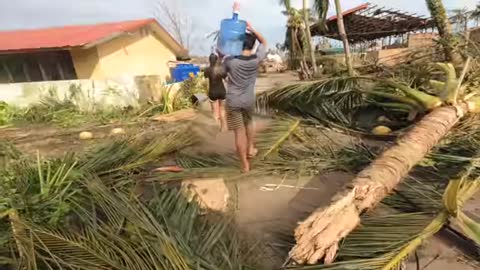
[224,45,267,109]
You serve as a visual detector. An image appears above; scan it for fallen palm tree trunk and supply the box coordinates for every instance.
[289,106,462,264]
[289,61,480,264]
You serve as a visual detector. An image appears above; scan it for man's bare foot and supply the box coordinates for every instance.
[248,148,258,159]
[240,160,250,173]
[221,122,228,132]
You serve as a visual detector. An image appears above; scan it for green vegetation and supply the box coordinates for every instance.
[0,76,207,128]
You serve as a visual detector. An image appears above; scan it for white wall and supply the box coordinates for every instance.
[0,76,181,110]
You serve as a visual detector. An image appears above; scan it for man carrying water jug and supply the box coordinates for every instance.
[223,21,267,173]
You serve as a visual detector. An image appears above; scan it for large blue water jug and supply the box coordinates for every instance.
[217,13,247,56]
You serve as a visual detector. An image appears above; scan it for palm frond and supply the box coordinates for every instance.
[80,124,197,174]
[257,77,366,128]
[280,0,292,10]
[442,167,480,246]
[256,118,301,160]
[176,152,237,169]
[313,0,330,28]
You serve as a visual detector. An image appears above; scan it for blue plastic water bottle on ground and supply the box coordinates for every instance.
[217,2,247,56]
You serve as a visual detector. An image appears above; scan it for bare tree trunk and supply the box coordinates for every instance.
[289,27,297,70]
[292,28,310,79]
[334,0,354,76]
[303,0,318,75]
[289,105,467,264]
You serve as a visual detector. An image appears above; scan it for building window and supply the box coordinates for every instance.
[0,50,77,83]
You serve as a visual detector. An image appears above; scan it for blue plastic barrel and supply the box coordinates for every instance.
[172,64,200,82]
[217,12,247,56]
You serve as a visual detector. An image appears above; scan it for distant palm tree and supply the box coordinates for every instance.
[314,0,354,75]
[280,0,310,78]
[471,4,480,26]
[450,8,469,33]
[280,0,318,77]
[280,0,314,78]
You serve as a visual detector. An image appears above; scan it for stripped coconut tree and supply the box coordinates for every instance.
[288,0,479,264]
[281,0,315,78]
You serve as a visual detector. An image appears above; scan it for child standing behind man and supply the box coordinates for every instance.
[223,22,267,172]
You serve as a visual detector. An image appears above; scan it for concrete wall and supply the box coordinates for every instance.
[71,47,104,79]
[368,48,412,66]
[0,75,181,109]
[71,27,177,81]
[470,27,480,43]
[408,33,438,49]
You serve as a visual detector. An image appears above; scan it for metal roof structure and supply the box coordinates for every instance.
[0,19,187,56]
[311,3,435,43]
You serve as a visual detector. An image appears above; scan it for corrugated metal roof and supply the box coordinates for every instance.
[0,19,182,53]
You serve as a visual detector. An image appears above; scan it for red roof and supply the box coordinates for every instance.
[327,3,369,21]
[0,19,184,54]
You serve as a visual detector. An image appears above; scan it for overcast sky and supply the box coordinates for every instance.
[0,0,477,55]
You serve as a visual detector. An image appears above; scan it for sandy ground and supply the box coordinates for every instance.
[188,109,480,269]
[2,73,479,270]
[256,72,299,94]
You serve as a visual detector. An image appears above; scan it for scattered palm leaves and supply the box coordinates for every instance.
[0,126,268,269]
[7,178,266,270]
[79,123,198,175]
[1,153,85,227]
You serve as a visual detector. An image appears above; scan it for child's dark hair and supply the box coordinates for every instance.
[243,32,257,50]
[209,53,218,66]
[209,53,224,77]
